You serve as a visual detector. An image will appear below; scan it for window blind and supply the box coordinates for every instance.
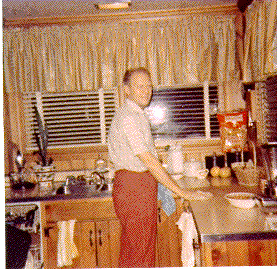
[23,89,117,150]
[145,83,219,140]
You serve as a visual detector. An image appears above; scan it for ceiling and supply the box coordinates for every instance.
[2,0,238,21]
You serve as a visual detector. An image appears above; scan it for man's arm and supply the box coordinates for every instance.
[137,151,195,198]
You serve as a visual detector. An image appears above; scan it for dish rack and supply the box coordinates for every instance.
[231,142,265,187]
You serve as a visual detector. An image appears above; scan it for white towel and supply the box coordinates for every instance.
[24,250,35,269]
[57,219,79,267]
[176,212,198,267]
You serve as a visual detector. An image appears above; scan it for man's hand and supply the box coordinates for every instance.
[137,151,189,197]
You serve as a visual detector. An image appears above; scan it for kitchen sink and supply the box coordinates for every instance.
[52,182,110,197]
[6,177,112,203]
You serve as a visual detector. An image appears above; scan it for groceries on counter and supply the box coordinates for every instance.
[217,110,248,153]
[209,152,231,178]
[207,152,232,186]
[219,166,231,178]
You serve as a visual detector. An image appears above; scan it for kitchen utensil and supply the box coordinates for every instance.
[33,164,55,190]
[10,151,36,190]
[15,151,25,173]
[224,192,256,209]
[34,104,49,166]
[10,170,35,190]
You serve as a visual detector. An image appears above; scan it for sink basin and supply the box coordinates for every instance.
[53,183,109,197]
[68,184,97,195]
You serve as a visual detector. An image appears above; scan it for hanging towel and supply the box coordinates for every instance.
[157,183,176,216]
[57,219,79,267]
[176,211,198,267]
[24,250,35,269]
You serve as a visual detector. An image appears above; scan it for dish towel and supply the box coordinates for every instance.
[24,251,35,269]
[157,183,176,216]
[176,211,198,267]
[57,219,79,267]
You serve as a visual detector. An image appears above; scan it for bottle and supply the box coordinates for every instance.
[95,154,107,172]
[259,178,268,196]
[248,112,257,143]
[168,144,184,175]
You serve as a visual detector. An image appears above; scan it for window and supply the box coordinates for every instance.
[23,89,117,150]
[24,83,219,150]
[145,83,219,140]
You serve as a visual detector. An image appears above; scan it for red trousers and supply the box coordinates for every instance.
[112,170,158,268]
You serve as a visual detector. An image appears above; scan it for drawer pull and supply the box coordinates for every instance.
[98,230,102,246]
[89,230,93,247]
[157,208,161,223]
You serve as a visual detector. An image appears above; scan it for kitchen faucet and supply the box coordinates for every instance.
[91,171,107,191]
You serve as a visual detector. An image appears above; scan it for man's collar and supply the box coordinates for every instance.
[126,99,144,113]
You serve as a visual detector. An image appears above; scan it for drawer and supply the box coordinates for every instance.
[43,198,117,222]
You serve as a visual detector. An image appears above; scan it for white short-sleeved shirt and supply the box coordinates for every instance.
[108,99,158,172]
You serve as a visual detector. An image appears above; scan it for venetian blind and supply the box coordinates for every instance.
[145,83,219,140]
[23,89,117,150]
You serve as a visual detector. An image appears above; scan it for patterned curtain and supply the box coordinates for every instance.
[3,14,238,94]
[243,0,277,82]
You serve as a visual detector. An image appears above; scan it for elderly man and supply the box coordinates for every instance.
[108,67,191,268]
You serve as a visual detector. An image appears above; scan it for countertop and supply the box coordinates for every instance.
[5,183,112,204]
[189,184,277,243]
[5,179,277,243]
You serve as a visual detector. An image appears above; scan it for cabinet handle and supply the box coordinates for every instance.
[193,239,200,249]
[44,226,54,237]
[89,230,93,247]
[157,208,161,223]
[98,230,102,246]
[212,249,221,263]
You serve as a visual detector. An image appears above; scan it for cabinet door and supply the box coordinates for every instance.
[108,219,121,268]
[95,219,121,268]
[156,200,182,268]
[201,239,277,267]
[43,223,58,269]
[79,221,97,268]
[43,221,83,269]
[95,220,111,268]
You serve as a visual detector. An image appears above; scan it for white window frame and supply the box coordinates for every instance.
[23,89,118,151]
[147,82,221,147]
[23,82,220,151]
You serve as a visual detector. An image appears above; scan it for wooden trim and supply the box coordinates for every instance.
[3,4,238,28]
